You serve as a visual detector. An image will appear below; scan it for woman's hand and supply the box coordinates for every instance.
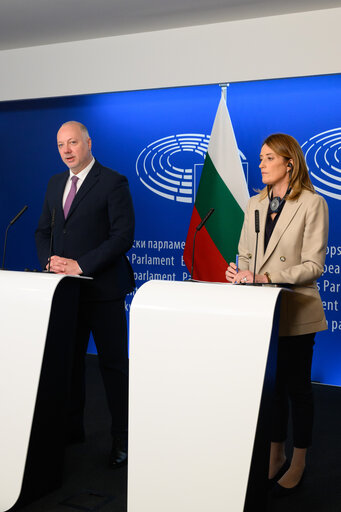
[225,262,238,282]
[225,264,268,284]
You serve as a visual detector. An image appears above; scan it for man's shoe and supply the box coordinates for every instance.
[109,438,128,468]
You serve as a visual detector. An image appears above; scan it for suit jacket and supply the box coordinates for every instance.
[238,189,329,336]
[35,160,135,301]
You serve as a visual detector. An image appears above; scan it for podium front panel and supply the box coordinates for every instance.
[0,271,82,512]
[128,280,282,512]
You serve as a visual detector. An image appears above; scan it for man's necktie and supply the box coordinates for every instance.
[64,175,79,218]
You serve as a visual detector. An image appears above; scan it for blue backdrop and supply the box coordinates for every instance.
[0,75,340,384]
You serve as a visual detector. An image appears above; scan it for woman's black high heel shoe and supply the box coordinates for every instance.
[271,469,305,497]
[267,459,290,489]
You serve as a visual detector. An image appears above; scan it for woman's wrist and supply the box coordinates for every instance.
[255,273,270,284]
[264,271,272,283]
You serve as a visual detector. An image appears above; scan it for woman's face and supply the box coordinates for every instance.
[259,144,291,190]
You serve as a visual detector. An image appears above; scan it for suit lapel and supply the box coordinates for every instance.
[260,196,302,268]
[66,162,101,221]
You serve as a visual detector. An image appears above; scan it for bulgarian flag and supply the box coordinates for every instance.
[183,95,249,282]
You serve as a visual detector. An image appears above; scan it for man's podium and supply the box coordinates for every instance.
[0,271,83,512]
[128,280,285,512]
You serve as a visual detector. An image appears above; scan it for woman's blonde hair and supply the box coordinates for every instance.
[259,133,315,201]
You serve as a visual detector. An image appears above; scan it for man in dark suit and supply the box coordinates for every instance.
[35,121,135,467]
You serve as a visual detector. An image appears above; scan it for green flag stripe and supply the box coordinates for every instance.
[195,153,244,261]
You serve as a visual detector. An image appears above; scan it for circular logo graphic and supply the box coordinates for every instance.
[136,133,210,203]
[302,128,341,200]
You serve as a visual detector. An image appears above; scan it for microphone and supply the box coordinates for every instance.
[253,210,260,283]
[190,208,215,280]
[9,205,28,226]
[2,205,28,270]
[196,208,215,231]
[255,209,260,234]
[47,207,56,273]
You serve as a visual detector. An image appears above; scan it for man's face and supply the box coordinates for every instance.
[57,123,92,174]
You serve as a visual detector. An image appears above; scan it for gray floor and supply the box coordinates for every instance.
[267,383,341,512]
[17,355,341,512]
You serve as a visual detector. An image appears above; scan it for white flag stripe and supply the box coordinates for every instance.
[208,96,249,212]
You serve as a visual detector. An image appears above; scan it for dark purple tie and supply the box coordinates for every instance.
[64,175,79,218]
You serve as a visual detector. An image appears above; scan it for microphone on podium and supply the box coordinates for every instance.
[1,205,28,270]
[253,209,260,284]
[190,208,215,280]
[46,208,56,273]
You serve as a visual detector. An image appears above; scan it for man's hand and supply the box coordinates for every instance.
[46,255,82,275]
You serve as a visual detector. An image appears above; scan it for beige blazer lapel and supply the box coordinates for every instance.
[259,197,302,269]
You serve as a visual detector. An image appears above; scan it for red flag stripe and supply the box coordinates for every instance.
[183,206,228,282]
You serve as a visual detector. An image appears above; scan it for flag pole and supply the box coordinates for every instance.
[219,82,230,102]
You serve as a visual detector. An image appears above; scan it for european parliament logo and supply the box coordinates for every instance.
[136,133,248,203]
[302,128,341,200]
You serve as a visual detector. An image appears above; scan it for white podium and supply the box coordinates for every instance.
[128,280,284,512]
[0,271,83,512]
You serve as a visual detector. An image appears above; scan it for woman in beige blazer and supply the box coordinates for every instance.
[226,133,329,496]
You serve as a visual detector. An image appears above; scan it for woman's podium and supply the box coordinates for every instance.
[0,271,83,512]
[128,280,284,512]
